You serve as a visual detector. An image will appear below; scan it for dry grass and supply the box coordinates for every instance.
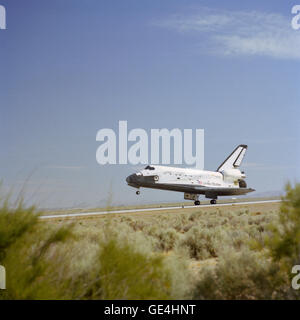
[2,190,299,300]
[45,202,281,287]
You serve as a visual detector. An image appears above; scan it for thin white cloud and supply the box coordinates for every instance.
[44,166,86,170]
[243,162,296,170]
[242,162,264,168]
[155,8,300,59]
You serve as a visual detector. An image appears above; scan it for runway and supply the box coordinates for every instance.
[40,199,281,220]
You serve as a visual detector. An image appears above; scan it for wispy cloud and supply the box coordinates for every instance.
[243,162,297,170]
[155,8,300,59]
[44,166,86,170]
[242,162,264,168]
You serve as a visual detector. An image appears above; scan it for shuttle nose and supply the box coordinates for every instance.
[126,174,137,184]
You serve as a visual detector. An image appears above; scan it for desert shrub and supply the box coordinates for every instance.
[180,227,216,260]
[193,249,287,300]
[182,223,194,233]
[0,198,74,299]
[228,230,249,251]
[188,211,201,222]
[164,214,189,232]
[87,236,172,299]
[142,224,180,252]
[143,224,159,238]
[0,201,39,261]
[247,183,300,299]
[265,183,300,271]
[2,184,297,300]
[205,216,223,229]
[163,254,193,299]
[73,223,191,299]
[156,228,180,251]
[193,183,300,300]
[0,198,191,300]
[128,220,148,232]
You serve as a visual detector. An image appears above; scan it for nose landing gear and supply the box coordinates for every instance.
[136,190,140,195]
[194,200,200,206]
[210,199,217,205]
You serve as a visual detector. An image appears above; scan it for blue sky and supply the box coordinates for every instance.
[0,0,299,208]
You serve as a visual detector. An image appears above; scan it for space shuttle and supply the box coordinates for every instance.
[126,144,255,205]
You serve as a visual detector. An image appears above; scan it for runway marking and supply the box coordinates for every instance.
[40,199,281,220]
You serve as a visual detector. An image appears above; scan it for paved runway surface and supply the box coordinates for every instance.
[40,199,281,220]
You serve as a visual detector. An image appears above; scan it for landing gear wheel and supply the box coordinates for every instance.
[136,190,140,195]
[194,200,200,206]
[210,199,216,205]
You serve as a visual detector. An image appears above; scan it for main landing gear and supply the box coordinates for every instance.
[194,199,217,205]
[136,190,140,195]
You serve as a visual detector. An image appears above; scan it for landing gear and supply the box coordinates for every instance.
[210,199,217,205]
[136,190,140,195]
[239,179,247,188]
[194,200,200,206]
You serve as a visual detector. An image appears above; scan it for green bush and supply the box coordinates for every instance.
[0,199,74,299]
[180,227,216,260]
[2,183,298,300]
[193,183,300,300]
[0,198,188,300]
[0,201,39,261]
[265,183,300,271]
[193,249,286,300]
[91,237,172,299]
[155,228,180,251]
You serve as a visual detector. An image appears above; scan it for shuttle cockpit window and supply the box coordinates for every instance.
[145,165,155,170]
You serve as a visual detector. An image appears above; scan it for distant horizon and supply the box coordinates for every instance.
[39,189,284,210]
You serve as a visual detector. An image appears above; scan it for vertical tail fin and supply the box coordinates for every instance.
[217,145,247,172]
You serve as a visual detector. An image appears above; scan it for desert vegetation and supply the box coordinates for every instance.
[0,184,299,299]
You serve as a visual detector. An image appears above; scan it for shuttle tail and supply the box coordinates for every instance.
[217,144,247,172]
